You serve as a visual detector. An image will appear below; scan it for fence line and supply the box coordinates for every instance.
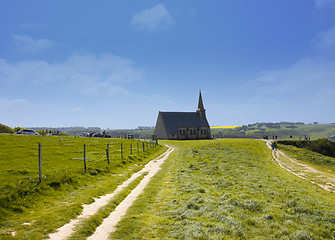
[35,140,158,182]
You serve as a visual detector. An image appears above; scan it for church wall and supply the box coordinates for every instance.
[153,113,168,140]
[177,127,211,140]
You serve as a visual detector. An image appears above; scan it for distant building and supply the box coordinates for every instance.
[153,91,211,140]
[328,135,335,142]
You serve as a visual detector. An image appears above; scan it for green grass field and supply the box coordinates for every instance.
[0,134,165,239]
[1,136,334,239]
[110,139,335,239]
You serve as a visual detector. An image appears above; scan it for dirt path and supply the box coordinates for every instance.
[265,140,335,192]
[48,146,174,240]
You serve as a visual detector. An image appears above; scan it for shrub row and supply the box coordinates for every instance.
[277,138,335,158]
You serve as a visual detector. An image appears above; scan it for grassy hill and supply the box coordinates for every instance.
[110,139,335,239]
[211,122,335,140]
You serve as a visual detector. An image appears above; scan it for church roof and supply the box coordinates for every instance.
[159,111,210,134]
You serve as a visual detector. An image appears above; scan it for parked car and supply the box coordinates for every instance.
[79,132,91,137]
[15,129,40,135]
[92,132,111,138]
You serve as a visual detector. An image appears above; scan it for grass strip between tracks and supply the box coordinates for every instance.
[68,172,148,239]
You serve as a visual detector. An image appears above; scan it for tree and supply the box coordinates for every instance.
[0,123,14,133]
[14,127,24,132]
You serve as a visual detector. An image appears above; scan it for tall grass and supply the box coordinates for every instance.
[110,139,335,239]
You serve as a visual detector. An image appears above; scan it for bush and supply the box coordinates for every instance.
[0,123,14,133]
[277,138,335,158]
[14,126,24,132]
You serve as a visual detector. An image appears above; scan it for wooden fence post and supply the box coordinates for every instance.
[38,143,42,183]
[121,143,123,159]
[143,142,145,151]
[130,143,132,155]
[137,142,139,154]
[106,143,110,164]
[84,144,87,173]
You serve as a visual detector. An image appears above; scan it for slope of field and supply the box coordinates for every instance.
[110,139,335,239]
[0,134,165,239]
[212,123,335,140]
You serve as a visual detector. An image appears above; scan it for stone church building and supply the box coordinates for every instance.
[153,91,211,140]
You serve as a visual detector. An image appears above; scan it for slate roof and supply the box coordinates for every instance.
[159,111,210,134]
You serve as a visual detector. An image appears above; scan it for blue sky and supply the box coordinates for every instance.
[1,0,335,129]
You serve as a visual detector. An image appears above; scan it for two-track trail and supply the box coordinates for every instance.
[48,146,174,240]
[265,140,335,192]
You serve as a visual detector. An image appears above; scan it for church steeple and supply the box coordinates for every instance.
[197,90,206,120]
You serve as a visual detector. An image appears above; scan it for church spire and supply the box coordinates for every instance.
[197,90,206,120]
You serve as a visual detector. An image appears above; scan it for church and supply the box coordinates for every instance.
[153,91,211,140]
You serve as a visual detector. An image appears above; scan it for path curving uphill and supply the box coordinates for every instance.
[265,140,335,192]
[48,146,174,240]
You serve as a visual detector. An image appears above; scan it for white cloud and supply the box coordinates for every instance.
[0,53,143,95]
[0,98,28,109]
[20,23,46,29]
[189,8,199,17]
[249,56,335,124]
[315,0,335,9]
[313,27,335,52]
[253,57,335,98]
[252,22,335,107]
[12,34,54,53]
[131,4,174,31]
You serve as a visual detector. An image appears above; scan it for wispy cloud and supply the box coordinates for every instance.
[189,8,199,17]
[19,23,46,29]
[250,22,335,113]
[12,34,54,53]
[254,57,335,97]
[131,4,174,31]
[0,97,28,109]
[315,0,335,9]
[0,53,143,95]
[312,26,335,53]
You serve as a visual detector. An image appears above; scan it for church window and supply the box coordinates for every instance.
[179,129,186,135]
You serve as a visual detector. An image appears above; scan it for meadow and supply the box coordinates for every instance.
[0,134,165,239]
[110,139,335,239]
[1,136,335,239]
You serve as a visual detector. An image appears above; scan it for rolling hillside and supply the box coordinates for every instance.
[211,122,335,140]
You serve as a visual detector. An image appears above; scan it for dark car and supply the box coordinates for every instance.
[92,132,111,138]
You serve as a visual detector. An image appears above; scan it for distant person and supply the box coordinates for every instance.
[271,142,277,151]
